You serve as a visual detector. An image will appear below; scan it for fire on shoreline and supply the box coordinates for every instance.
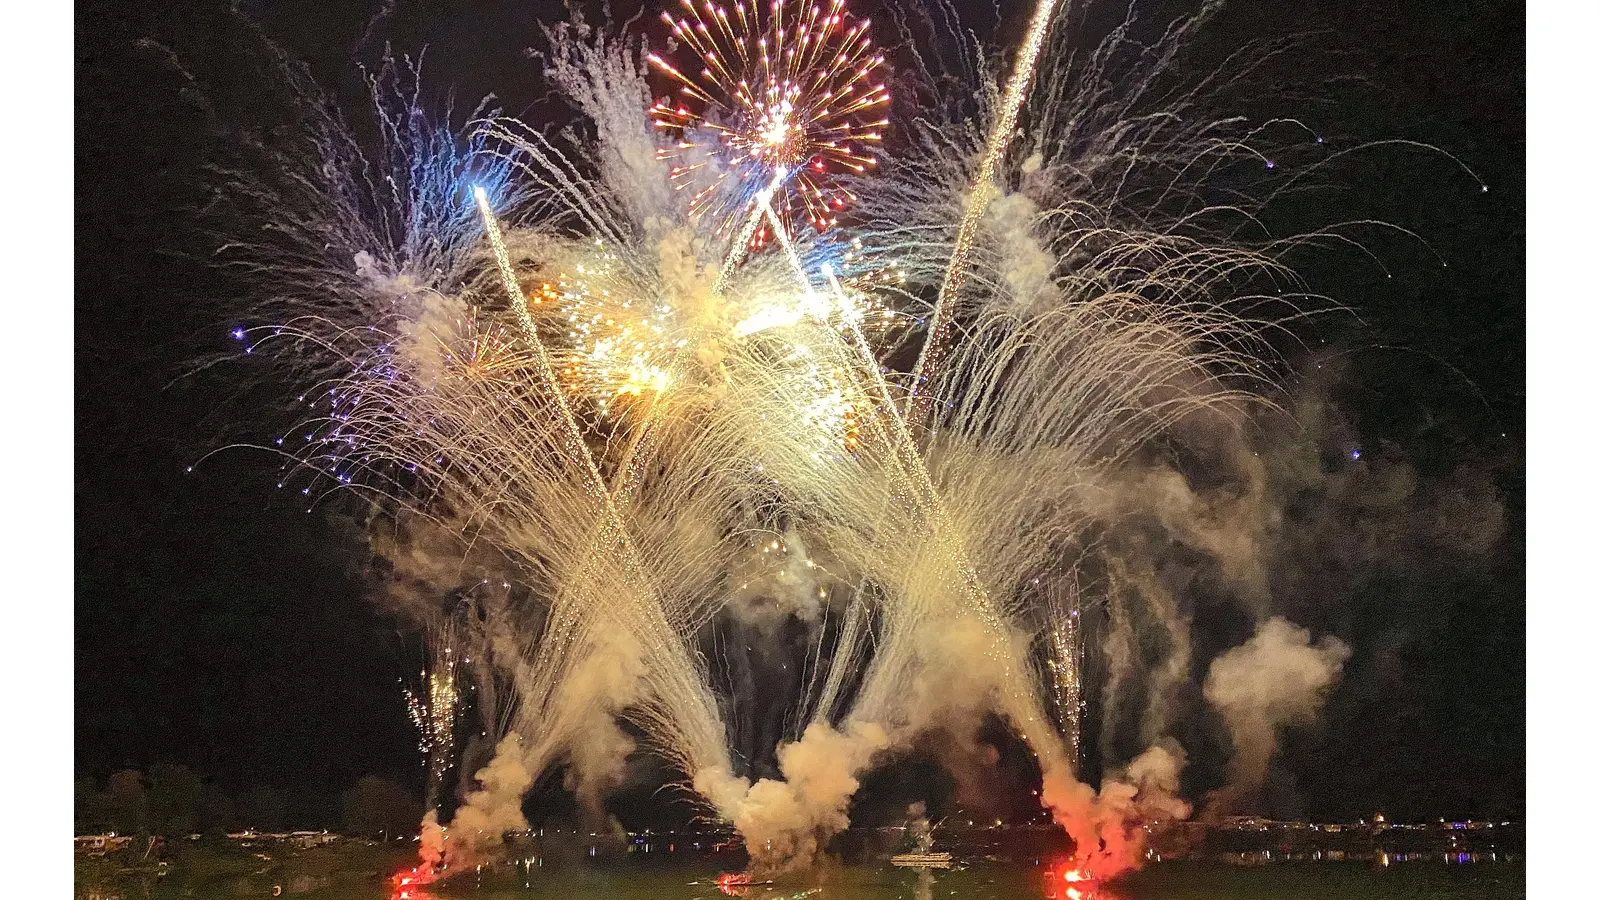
[1044,859,1104,900]
[391,866,441,900]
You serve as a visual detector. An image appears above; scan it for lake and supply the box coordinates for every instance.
[78,856,1525,900]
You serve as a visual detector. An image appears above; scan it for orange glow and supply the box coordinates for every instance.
[390,866,440,900]
[1044,859,1104,900]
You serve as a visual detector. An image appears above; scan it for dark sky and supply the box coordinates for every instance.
[75,0,1523,829]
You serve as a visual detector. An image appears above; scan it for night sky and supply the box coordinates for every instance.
[75,0,1523,830]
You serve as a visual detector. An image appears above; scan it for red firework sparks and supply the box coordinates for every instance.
[648,0,888,238]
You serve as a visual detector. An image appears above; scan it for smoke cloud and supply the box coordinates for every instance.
[1079,355,1505,817]
[558,640,647,823]
[1202,617,1352,815]
[982,189,1059,314]
[442,734,533,868]
[417,809,446,872]
[725,529,834,632]
[697,720,890,876]
[1037,738,1192,880]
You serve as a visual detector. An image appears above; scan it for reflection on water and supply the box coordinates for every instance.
[1230,849,1516,866]
[706,877,822,899]
[1040,860,1110,900]
[78,852,1520,900]
[378,862,1115,900]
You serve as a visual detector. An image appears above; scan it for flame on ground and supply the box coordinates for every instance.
[1044,859,1106,900]
[392,865,442,900]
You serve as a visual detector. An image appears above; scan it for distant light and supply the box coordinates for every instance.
[1350,448,1361,460]
[231,328,245,340]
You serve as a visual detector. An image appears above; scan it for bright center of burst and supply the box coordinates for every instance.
[756,100,795,154]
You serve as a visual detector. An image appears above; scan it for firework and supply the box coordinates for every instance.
[406,664,461,800]
[1045,580,1086,769]
[648,0,889,240]
[216,0,1407,882]
[406,611,485,810]
[905,0,1063,426]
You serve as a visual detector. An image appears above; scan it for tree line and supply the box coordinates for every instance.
[74,766,423,840]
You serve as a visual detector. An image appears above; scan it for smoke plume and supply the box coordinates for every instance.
[1202,617,1352,815]
[439,734,534,867]
[697,720,890,876]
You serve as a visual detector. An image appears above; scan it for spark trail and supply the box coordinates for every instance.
[906,0,1066,426]
[214,0,1415,884]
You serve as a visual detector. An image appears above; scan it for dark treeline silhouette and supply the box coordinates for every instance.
[74,766,420,838]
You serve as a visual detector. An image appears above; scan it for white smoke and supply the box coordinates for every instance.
[389,281,469,389]
[696,720,890,876]
[558,639,647,822]
[905,801,932,849]
[1122,741,1193,824]
[726,529,833,632]
[982,189,1060,314]
[444,734,533,866]
[1203,617,1352,814]
[417,809,446,873]
[1035,738,1193,880]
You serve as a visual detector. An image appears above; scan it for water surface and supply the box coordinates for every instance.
[79,858,1525,900]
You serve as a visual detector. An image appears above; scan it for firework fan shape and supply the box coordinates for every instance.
[648,0,889,243]
[210,0,1487,883]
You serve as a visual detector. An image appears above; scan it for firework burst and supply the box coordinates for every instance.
[210,0,1471,882]
[648,0,889,242]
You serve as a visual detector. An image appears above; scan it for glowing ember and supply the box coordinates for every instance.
[390,866,441,900]
[1044,860,1103,900]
